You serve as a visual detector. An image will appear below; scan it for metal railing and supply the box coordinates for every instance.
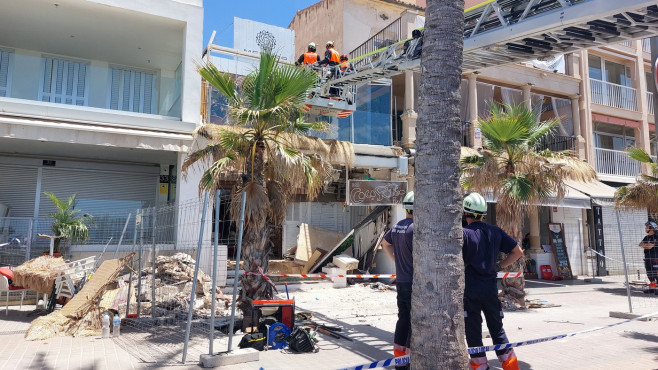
[537,135,576,153]
[349,17,402,69]
[594,148,641,178]
[620,40,633,47]
[589,79,637,111]
[648,92,654,115]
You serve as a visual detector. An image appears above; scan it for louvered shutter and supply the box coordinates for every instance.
[109,67,156,114]
[0,49,11,97]
[40,57,88,105]
[0,165,38,217]
[600,206,647,275]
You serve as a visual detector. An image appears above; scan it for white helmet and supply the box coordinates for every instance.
[402,191,414,211]
[463,192,487,216]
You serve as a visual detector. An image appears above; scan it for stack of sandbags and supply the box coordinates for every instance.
[13,256,66,294]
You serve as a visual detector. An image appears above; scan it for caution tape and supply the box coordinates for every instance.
[245,272,523,279]
[587,248,644,268]
[338,311,658,370]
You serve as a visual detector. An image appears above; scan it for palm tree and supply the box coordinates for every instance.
[461,103,596,305]
[615,147,658,213]
[183,51,353,311]
[44,192,92,254]
[411,0,469,367]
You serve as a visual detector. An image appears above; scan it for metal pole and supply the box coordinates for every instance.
[25,218,33,262]
[182,193,210,363]
[615,210,633,313]
[94,237,114,271]
[112,213,132,259]
[126,209,139,318]
[209,190,221,355]
[227,191,247,353]
[650,37,658,155]
[151,207,157,319]
[137,209,145,318]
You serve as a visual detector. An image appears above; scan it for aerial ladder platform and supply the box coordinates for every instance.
[204,0,658,118]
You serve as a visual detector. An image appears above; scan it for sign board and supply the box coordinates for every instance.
[547,223,573,279]
[233,17,295,63]
[591,205,607,276]
[347,180,407,206]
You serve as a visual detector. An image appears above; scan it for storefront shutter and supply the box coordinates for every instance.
[0,165,38,217]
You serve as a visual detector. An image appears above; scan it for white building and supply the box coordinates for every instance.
[0,0,203,221]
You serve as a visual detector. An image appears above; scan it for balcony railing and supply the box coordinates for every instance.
[589,79,637,111]
[648,92,654,115]
[620,40,633,47]
[350,17,402,69]
[594,148,640,178]
[537,135,576,153]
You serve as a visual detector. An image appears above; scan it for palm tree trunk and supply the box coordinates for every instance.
[495,200,527,307]
[238,140,274,318]
[412,0,468,368]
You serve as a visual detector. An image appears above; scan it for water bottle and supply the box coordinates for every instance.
[102,313,110,339]
[113,314,121,337]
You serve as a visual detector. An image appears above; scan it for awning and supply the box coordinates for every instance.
[565,180,618,206]
[482,186,591,209]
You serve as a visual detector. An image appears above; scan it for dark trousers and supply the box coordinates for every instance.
[464,284,511,358]
[395,282,412,370]
[646,258,658,282]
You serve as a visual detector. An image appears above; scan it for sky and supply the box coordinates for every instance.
[202,0,320,48]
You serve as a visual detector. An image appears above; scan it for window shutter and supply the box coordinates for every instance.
[109,67,156,114]
[40,56,88,105]
[0,50,11,97]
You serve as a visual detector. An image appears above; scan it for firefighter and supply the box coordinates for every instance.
[462,192,523,370]
[380,191,414,370]
[295,42,320,66]
[318,40,340,66]
[338,54,354,73]
[639,220,658,293]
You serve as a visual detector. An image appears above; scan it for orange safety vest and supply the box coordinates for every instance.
[329,48,340,63]
[339,61,351,71]
[303,52,319,65]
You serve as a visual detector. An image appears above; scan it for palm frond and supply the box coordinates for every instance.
[615,180,658,213]
[196,61,236,101]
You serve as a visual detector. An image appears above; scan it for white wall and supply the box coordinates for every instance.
[550,207,586,276]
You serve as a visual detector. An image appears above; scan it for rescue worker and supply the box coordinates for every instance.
[380,191,414,370]
[639,220,658,294]
[295,42,320,66]
[462,192,523,370]
[338,54,354,73]
[318,41,340,66]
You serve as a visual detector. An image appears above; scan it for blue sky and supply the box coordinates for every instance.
[203,0,320,48]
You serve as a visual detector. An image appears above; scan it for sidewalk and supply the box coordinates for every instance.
[0,278,656,370]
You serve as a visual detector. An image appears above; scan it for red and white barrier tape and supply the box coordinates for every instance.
[244,272,523,279]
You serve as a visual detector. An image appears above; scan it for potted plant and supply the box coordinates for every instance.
[44,192,92,257]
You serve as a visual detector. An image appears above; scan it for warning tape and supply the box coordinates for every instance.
[587,248,645,268]
[245,272,523,279]
[338,311,658,370]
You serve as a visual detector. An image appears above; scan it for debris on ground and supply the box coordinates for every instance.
[13,256,67,294]
[526,299,561,309]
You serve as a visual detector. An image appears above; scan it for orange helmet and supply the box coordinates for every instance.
[340,54,348,61]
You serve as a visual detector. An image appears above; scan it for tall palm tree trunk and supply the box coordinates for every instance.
[412,0,468,368]
[495,201,526,307]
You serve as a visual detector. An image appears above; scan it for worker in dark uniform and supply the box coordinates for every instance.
[380,191,414,370]
[295,42,320,66]
[338,54,354,73]
[639,220,658,294]
[462,192,523,370]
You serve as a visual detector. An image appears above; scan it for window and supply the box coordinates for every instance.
[40,56,88,105]
[0,48,12,97]
[109,67,156,114]
[588,54,632,86]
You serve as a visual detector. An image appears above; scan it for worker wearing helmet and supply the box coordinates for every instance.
[295,42,320,66]
[380,191,414,370]
[318,40,340,66]
[462,192,523,370]
[338,54,354,73]
[639,220,658,293]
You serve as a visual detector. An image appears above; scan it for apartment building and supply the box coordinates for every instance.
[0,0,203,250]
[289,0,654,277]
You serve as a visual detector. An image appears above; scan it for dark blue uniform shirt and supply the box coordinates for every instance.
[463,221,517,291]
[384,218,414,283]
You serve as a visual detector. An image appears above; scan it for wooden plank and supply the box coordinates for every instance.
[302,249,328,274]
[294,223,343,265]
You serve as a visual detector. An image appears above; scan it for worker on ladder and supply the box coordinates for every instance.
[338,54,354,74]
[318,41,341,67]
[295,42,320,66]
[462,193,523,370]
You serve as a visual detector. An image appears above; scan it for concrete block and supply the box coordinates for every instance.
[200,348,259,368]
[609,311,653,321]
[322,266,347,288]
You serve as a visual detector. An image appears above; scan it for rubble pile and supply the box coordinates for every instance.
[132,253,230,318]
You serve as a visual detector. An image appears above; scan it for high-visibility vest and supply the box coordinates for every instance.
[339,61,351,71]
[303,52,318,65]
[329,49,340,63]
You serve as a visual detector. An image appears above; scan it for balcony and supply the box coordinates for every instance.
[649,92,654,115]
[594,148,640,178]
[643,39,651,53]
[590,79,637,111]
[537,135,576,153]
